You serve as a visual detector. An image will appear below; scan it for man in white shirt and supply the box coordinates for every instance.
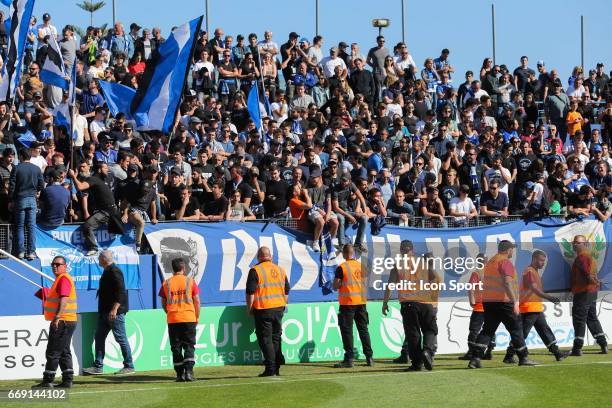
[395,45,416,77]
[89,107,108,143]
[257,31,279,59]
[484,155,512,195]
[36,13,57,49]
[449,185,477,225]
[319,47,347,79]
[463,80,489,105]
[270,91,288,122]
[29,142,47,171]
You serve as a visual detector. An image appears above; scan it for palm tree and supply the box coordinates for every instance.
[76,1,107,27]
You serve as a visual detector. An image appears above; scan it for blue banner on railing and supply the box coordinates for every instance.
[145,218,611,305]
[35,225,141,290]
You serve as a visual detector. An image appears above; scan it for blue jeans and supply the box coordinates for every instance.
[93,313,134,369]
[15,196,37,255]
[336,211,367,246]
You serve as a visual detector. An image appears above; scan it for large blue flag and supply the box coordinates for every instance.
[39,35,68,89]
[35,225,141,290]
[131,16,202,133]
[247,81,262,130]
[98,79,136,119]
[0,0,36,102]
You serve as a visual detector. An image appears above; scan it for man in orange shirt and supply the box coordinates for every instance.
[570,235,608,356]
[159,258,201,382]
[246,246,290,376]
[468,241,538,368]
[458,254,495,361]
[565,100,584,138]
[503,250,568,363]
[32,256,78,388]
[333,244,373,368]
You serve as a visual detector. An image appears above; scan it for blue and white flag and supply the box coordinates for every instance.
[35,225,141,290]
[98,79,136,119]
[39,35,68,89]
[0,0,35,102]
[247,81,262,130]
[17,129,36,147]
[131,16,202,133]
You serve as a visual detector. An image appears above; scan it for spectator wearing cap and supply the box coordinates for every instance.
[95,132,118,164]
[39,168,71,228]
[36,13,57,48]
[319,46,347,79]
[9,148,45,259]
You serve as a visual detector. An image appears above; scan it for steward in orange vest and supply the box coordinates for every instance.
[569,235,607,355]
[160,257,200,382]
[33,256,78,389]
[458,254,495,361]
[504,250,568,362]
[468,240,538,369]
[246,246,289,377]
[333,244,373,368]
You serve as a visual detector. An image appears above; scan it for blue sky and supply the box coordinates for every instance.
[25,0,612,83]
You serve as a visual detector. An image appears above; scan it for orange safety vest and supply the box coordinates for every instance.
[470,269,484,312]
[162,275,197,323]
[482,253,517,303]
[252,261,288,310]
[396,257,430,304]
[338,259,367,305]
[519,266,544,313]
[571,249,599,294]
[44,273,77,322]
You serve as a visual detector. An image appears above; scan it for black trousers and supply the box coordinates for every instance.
[338,304,373,360]
[83,210,110,250]
[468,311,495,353]
[474,302,527,358]
[572,293,606,349]
[507,312,559,356]
[168,322,197,374]
[44,321,77,382]
[401,302,437,367]
[254,310,284,373]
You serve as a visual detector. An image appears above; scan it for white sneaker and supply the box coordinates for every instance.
[331,238,339,246]
[312,241,321,252]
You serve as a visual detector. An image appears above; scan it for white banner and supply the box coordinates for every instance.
[0,315,82,380]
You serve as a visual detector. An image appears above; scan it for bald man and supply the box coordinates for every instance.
[570,235,608,355]
[246,247,290,376]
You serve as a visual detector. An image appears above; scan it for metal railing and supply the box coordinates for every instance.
[0,215,568,255]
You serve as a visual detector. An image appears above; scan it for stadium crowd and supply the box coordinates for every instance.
[1,13,611,259]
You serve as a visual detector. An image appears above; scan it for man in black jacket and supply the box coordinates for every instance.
[349,57,375,106]
[83,250,135,375]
